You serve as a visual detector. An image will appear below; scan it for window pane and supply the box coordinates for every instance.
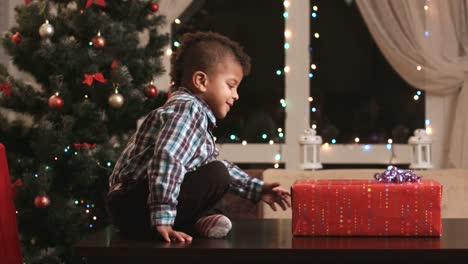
[171,0,285,144]
[309,0,425,144]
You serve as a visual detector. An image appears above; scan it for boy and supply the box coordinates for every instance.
[106,31,290,243]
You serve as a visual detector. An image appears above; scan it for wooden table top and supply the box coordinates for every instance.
[74,219,468,263]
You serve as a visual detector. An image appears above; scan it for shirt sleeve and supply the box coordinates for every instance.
[220,160,264,203]
[148,101,206,226]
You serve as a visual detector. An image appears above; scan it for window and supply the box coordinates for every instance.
[309,0,425,145]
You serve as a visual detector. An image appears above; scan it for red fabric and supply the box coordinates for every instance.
[292,179,442,237]
[0,144,23,264]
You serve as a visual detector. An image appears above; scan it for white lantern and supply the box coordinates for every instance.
[408,129,433,169]
[298,128,322,170]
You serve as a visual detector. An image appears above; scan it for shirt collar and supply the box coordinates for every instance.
[175,87,217,129]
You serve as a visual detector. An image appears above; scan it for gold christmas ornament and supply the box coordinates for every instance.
[108,91,124,108]
[39,20,55,38]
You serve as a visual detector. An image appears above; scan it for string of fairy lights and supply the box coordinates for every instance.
[19,145,113,229]
[307,0,432,166]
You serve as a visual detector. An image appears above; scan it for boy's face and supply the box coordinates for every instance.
[201,56,243,119]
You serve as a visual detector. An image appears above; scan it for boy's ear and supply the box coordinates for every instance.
[192,71,208,93]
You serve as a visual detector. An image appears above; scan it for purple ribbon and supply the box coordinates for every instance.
[374,166,422,183]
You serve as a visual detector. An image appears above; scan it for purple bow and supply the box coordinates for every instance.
[374,166,422,183]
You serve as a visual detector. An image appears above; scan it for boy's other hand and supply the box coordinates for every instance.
[156,225,193,243]
[260,182,291,211]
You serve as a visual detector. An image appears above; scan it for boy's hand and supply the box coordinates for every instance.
[156,225,192,243]
[260,182,291,211]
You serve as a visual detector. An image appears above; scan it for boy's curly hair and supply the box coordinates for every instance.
[170,31,251,88]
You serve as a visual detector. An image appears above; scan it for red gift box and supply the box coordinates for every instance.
[292,179,442,237]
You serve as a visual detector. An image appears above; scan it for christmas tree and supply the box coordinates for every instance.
[0,1,169,263]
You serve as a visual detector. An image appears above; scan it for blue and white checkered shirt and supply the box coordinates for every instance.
[109,87,264,227]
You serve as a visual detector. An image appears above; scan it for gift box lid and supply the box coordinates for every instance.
[292,179,442,188]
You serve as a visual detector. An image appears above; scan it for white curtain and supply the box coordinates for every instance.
[356,0,468,168]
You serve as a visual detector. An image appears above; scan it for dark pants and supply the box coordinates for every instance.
[105,161,231,239]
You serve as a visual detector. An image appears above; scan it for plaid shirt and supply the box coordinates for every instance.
[109,87,264,227]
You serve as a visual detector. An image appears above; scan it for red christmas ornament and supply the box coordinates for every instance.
[11,32,22,44]
[145,84,158,98]
[92,32,106,49]
[148,2,159,12]
[48,94,64,109]
[34,194,50,208]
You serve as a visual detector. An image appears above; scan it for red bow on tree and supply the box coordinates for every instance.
[0,82,12,96]
[82,73,107,86]
[74,143,97,150]
[11,179,22,198]
[111,60,118,69]
[85,0,107,9]
[25,0,31,5]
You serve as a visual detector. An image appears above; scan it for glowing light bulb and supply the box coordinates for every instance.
[275,154,281,161]
[426,126,433,135]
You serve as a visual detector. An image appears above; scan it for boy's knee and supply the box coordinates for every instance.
[204,161,230,186]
